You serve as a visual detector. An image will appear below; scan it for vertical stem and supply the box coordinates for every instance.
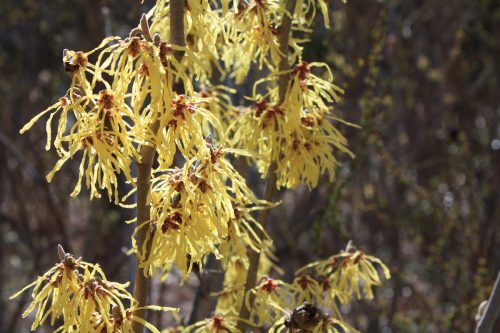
[170,0,186,54]
[236,0,297,330]
[236,164,277,331]
[277,1,297,104]
[132,142,157,333]
[132,1,185,331]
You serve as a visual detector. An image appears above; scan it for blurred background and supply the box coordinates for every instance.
[1,0,499,332]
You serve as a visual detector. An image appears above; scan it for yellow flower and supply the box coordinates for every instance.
[293,0,333,29]
[229,99,288,174]
[155,94,225,169]
[297,242,391,304]
[284,61,344,113]
[223,0,284,83]
[149,0,224,81]
[195,85,237,132]
[275,117,353,189]
[245,277,290,326]
[135,143,267,278]
[218,202,270,268]
[11,246,176,333]
[21,87,141,203]
[215,241,281,317]
[185,314,241,333]
[231,60,354,190]
[20,30,193,203]
[290,274,322,304]
[9,247,82,331]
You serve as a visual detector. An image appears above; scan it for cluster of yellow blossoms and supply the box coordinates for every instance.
[285,245,388,329]
[231,67,355,189]
[184,242,388,333]
[10,246,175,333]
[16,0,391,332]
[20,1,269,281]
[225,1,355,189]
[135,145,271,278]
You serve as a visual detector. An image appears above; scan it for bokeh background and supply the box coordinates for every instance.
[1,0,499,332]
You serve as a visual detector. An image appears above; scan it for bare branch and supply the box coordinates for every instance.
[476,272,500,333]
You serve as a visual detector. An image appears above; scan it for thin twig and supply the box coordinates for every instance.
[236,0,297,330]
[476,272,500,333]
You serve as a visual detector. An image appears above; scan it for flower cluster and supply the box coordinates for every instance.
[214,242,281,317]
[245,276,290,326]
[185,314,241,333]
[244,61,354,188]
[149,0,226,81]
[133,141,270,278]
[10,246,176,333]
[219,242,389,330]
[19,20,194,203]
[15,1,391,333]
[195,85,237,132]
[229,18,354,190]
[155,94,225,168]
[223,0,284,83]
[295,242,391,305]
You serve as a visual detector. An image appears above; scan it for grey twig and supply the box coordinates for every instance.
[476,271,500,333]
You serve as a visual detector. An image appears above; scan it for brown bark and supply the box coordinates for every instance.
[236,0,297,330]
[131,1,185,331]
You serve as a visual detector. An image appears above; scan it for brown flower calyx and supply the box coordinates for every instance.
[63,50,88,73]
[125,37,143,57]
[198,88,214,99]
[161,212,182,233]
[97,90,115,110]
[254,100,284,128]
[59,96,70,107]
[254,100,268,117]
[167,169,185,192]
[111,305,124,326]
[189,172,212,193]
[82,276,114,300]
[259,276,278,293]
[186,32,199,52]
[296,275,314,290]
[97,90,117,123]
[138,63,149,76]
[172,95,197,120]
[206,138,224,164]
[110,306,132,328]
[292,61,311,88]
[81,132,116,149]
[208,315,225,330]
[267,105,285,119]
[159,41,173,65]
